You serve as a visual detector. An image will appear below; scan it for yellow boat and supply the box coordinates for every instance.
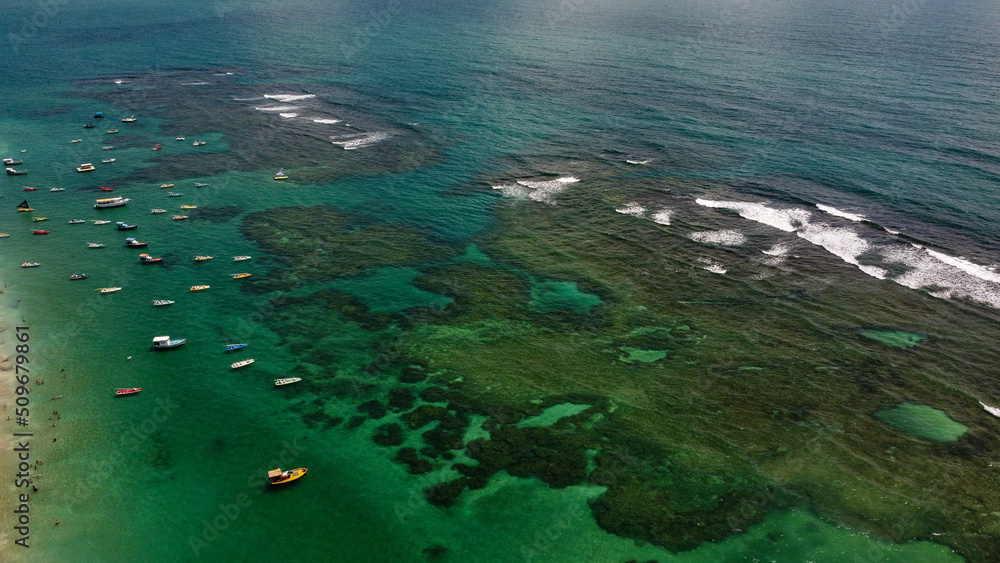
[194,256,213,261]
[0,233,10,238]
[32,217,49,222]
[268,468,308,486]
[190,285,210,291]
[232,273,251,279]
[180,205,197,209]
[18,207,34,212]
[160,183,174,188]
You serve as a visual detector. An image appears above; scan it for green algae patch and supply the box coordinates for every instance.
[517,403,592,428]
[876,403,968,442]
[330,267,453,314]
[618,346,667,363]
[529,279,603,314]
[453,244,494,266]
[860,329,926,348]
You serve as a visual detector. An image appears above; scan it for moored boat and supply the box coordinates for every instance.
[234,256,251,261]
[267,468,307,485]
[139,253,163,264]
[275,378,302,386]
[77,163,96,172]
[274,168,288,180]
[106,129,119,134]
[153,300,174,306]
[194,255,212,261]
[151,209,166,213]
[194,182,208,187]
[0,233,9,238]
[160,183,174,188]
[96,197,129,208]
[231,359,255,369]
[24,187,37,191]
[152,336,186,349]
[102,158,116,164]
[97,287,121,293]
[84,123,96,128]
[125,238,147,248]
[168,192,182,197]
[32,230,49,235]
[192,140,206,146]
[190,285,210,291]
[102,146,114,150]
[68,219,86,224]
[94,111,104,118]
[152,144,161,151]
[70,139,82,143]
[232,273,251,279]
[121,115,137,122]
[88,243,104,248]
[50,187,65,191]
[176,137,185,141]
[22,262,40,268]
[93,220,111,225]
[225,343,247,352]
[6,167,27,175]
[3,158,23,165]
[115,388,141,396]
[180,205,197,209]
[172,215,189,220]
[69,273,89,280]
[116,222,138,230]
[32,216,48,221]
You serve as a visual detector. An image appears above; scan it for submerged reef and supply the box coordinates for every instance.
[250,183,1000,560]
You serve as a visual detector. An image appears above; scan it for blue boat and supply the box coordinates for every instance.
[225,343,248,352]
[94,111,104,118]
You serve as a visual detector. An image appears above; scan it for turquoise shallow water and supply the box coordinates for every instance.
[1,0,999,561]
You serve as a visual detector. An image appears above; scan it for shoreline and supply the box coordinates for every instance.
[0,288,22,558]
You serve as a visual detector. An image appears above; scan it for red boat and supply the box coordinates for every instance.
[115,388,141,396]
[32,230,49,235]
[23,187,37,191]
[152,144,161,151]
[100,187,114,192]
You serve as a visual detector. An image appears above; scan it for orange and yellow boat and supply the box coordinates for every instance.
[190,285,210,291]
[267,468,308,486]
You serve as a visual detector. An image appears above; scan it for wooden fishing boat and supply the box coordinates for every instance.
[232,273,251,279]
[190,285,210,291]
[230,358,254,369]
[160,183,174,188]
[268,468,307,485]
[152,336,186,349]
[173,215,189,220]
[194,256,212,261]
[22,262,40,268]
[115,388,141,396]
[275,378,302,386]
[225,343,247,352]
[153,300,174,306]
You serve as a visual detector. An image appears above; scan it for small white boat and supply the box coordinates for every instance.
[97,287,122,293]
[275,378,302,386]
[22,262,41,268]
[151,209,166,213]
[88,242,105,248]
[102,158,116,164]
[50,187,65,192]
[70,139,82,143]
[194,182,208,187]
[168,192,182,197]
[231,359,255,369]
[153,335,186,348]
[68,219,86,224]
[192,141,206,146]
[173,215,189,220]
[93,220,111,225]
[122,115,137,123]
[0,233,9,238]
[234,255,251,261]
[153,300,174,306]
[176,137,185,141]
[102,145,114,150]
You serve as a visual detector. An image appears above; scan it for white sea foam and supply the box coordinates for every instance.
[279,113,299,119]
[688,229,746,246]
[883,245,1000,309]
[797,224,869,266]
[181,81,211,86]
[255,105,300,112]
[492,177,580,204]
[265,94,316,102]
[695,199,809,232]
[651,209,672,225]
[980,401,1000,418]
[925,249,1000,284]
[817,204,866,222]
[615,202,645,217]
[330,131,389,150]
[762,243,790,256]
[704,264,727,274]
[884,227,901,235]
[312,118,342,124]
[626,159,651,165]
